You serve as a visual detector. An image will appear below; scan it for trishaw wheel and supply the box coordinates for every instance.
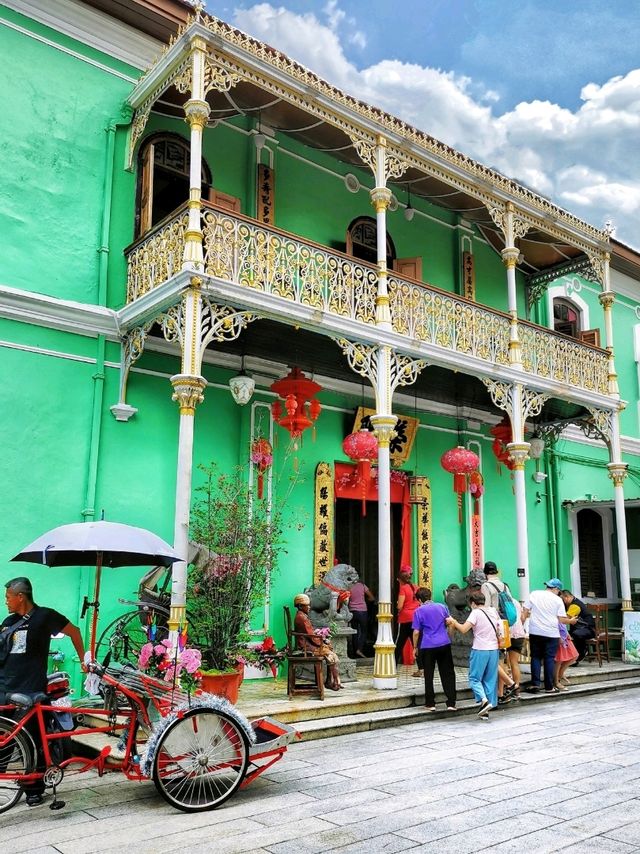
[152,708,249,812]
[0,717,36,814]
[96,611,169,666]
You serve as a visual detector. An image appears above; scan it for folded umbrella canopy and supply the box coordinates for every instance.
[12,520,180,657]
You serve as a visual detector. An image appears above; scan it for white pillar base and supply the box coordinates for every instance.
[373,675,398,690]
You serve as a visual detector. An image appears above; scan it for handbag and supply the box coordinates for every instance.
[478,608,511,650]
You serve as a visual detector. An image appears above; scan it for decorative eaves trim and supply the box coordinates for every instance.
[129,16,609,252]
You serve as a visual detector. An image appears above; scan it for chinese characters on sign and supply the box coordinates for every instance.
[354,407,418,467]
[313,462,335,583]
[257,163,274,225]
[463,251,475,302]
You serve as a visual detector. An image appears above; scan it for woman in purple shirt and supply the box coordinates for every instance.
[412,588,457,711]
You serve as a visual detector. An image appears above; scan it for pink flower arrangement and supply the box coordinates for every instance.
[314,627,331,640]
[137,639,202,693]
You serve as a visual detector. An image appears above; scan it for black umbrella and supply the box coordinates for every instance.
[12,521,180,656]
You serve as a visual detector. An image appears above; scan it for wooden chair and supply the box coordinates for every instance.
[283,606,325,700]
[586,604,621,666]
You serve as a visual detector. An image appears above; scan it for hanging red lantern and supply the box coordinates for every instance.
[342,429,379,516]
[469,470,484,517]
[250,437,273,500]
[490,417,516,471]
[440,446,480,523]
[270,367,322,447]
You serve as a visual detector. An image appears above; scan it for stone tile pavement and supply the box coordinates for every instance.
[2,687,640,853]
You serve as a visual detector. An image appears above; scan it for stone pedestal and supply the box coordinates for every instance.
[332,625,357,682]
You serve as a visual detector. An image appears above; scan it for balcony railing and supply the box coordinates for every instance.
[125,204,610,396]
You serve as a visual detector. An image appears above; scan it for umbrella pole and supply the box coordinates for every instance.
[89,553,103,660]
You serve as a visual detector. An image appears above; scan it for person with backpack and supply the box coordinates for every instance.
[481,562,520,702]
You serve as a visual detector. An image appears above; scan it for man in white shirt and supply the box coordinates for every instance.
[522,578,576,694]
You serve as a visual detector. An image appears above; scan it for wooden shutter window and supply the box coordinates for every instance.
[207,189,241,213]
[580,328,601,347]
[139,143,154,236]
[394,257,423,282]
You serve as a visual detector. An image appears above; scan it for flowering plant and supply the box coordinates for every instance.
[188,465,303,672]
[238,636,287,678]
[137,638,202,694]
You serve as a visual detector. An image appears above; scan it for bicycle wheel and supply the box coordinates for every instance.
[152,708,249,812]
[96,611,169,665]
[0,716,36,814]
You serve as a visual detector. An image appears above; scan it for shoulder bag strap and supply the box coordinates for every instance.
[478,607,501,642]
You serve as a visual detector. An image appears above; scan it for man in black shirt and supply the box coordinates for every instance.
[560,589,596,664]
[0,577,85,805]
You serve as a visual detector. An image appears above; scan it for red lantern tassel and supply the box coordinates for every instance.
[457,492,463,524]
[258,470,264,500]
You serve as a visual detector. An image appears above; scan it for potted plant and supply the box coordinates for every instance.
[187,464,299,702]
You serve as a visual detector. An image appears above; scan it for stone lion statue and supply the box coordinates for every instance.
[305,563,360,629]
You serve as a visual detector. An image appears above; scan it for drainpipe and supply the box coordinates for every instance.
[548,446,563,578]
[79,118,128,657]
[543,447,558,578]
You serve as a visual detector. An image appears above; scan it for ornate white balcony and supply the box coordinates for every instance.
[125,204,609,396]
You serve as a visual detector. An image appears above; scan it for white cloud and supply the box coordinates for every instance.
[231,4,640,248]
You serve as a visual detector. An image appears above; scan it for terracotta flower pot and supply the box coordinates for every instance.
[199,663,244,704]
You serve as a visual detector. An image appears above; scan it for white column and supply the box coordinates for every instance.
[183,38,209,271]
[599,279,619,396]
[609,414,631,610]
[168,282,206,633]
[508,446,531,602]
[500,204,522,367]
[369,136,398,689]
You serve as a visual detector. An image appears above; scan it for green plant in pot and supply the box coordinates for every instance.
[187,464,299,699]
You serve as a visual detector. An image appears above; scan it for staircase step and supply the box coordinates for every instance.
[294,675,640,741]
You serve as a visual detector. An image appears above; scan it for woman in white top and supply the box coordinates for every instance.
[447,592,502,720]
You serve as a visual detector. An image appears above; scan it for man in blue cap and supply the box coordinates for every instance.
[522,578,577,694]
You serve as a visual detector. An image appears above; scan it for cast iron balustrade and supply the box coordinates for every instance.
[125,204,610,395]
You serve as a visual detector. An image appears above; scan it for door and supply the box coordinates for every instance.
[577,508,607,597]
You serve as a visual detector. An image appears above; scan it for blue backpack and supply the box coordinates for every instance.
[489,582,518,626]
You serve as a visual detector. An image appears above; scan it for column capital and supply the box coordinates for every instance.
[171,374,207,415]
[607,462,628,487]
[370,413,397,447]
[184,98,210,130]
[599,290,615,310]
[370,186,391,212]
[506,442,530,470]
[501,247,520,269]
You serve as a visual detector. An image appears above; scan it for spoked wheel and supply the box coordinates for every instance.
[95,610,169,665]
[152,709,249,812]
[0,717,36,814]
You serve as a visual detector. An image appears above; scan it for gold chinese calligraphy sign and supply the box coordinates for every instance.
[257,163,275,225]
[313,462,335,584]
[409,476,432,587]
[353,407,418,467]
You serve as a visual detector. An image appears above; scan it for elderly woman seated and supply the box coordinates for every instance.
[293,593,343,691]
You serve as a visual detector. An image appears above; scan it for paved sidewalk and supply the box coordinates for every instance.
[2,687,640,853]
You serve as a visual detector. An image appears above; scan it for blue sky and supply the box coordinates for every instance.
[206,1,640,248]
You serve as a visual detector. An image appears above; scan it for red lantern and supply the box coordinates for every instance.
[469,470,484,517]
[270,367,322,447]
[250,437,273,499]
[342,429,378,516]
[440,446,480,523]
[490,417,516,471]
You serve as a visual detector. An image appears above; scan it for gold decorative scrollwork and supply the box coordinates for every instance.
[521,388,549,422]
[585,249,608,287]
[199,300,257,361]
[385,148,408,181]
[204,57,242,95]
[335,338,378,387]
[313,462,335,583]
[512,215,530,241]
[349,133,377,172]
[389,352,427,395]
[481,378,513,416]
[585,406,614,441]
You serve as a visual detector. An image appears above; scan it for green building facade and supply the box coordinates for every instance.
[1,0,639,686]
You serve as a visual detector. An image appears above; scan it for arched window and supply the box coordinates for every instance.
[346,217,396,267]
[136,133,212,236]
[553,297,580,338]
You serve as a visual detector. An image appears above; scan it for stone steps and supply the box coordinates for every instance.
[294,672,640,741]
